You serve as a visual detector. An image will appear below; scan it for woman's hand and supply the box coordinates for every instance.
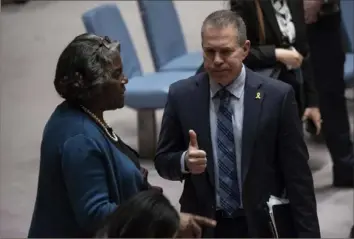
[275,48,304,68]
[178,213,216,238]
[302,107,322,135]
[141,167,164,193]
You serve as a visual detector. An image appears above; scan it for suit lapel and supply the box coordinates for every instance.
[193,74,215,188]
[241,69,264,184]
[259,0,282,44]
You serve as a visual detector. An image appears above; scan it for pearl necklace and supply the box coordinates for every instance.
[80,105,119,142]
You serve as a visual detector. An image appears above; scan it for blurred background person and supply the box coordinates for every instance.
[304,0,354,188]
[227,0,322,133]
[28,33,215,238]
[96,190,180,238]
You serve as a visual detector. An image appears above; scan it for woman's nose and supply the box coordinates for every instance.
[121,76,128,84]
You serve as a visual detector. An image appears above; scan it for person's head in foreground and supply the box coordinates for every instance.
[95,190,180,238]
[54,33,128,114]
[201,9,250,86]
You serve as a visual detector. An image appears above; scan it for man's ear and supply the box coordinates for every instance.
[242,40,251,58]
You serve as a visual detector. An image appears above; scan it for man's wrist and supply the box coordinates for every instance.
[184,152,189,172]
[180,151,190,174]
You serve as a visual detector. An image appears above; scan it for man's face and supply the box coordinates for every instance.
[202,25,250,85]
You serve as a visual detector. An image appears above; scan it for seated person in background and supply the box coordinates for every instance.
[96,190,180,238]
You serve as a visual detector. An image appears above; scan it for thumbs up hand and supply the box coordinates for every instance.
[185,130,207,174]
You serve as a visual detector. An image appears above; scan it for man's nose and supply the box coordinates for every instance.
[213,53,223,65]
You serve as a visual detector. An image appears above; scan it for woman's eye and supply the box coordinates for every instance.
[112,70,122,79]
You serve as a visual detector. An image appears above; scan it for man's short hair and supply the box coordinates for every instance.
[201,9,247,45]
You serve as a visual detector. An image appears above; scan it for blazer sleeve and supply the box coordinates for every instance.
[230,0,278,69]
[61,134,117,234]
[154,85,186,181]
[277,87,321,237]
[295,0,319,108]
[301,53,319,107]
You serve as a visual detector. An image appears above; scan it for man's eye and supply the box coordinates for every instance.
[204,49,215,57]
[220,50,232,56]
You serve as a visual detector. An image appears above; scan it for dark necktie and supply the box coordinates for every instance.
[216,88,241,215]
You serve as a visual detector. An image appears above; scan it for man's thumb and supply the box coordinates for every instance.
[189,130,198,148]
[302,111,309,122]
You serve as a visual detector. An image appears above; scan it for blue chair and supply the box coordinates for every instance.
[82,4,195,158]
[340,0,354,87]
[137,0,203,72]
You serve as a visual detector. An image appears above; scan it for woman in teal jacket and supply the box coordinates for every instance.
[28,33,215,238]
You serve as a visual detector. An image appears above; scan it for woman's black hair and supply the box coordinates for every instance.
[96,190,180,238]
[54,33,121,103]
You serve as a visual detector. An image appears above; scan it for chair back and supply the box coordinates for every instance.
[82,4,142,79]
[137,0,187,71]
[340,0,354,52]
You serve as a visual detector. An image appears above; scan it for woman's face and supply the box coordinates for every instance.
[101,54,128,110]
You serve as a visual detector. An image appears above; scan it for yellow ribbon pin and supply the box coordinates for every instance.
[255,92,261,99]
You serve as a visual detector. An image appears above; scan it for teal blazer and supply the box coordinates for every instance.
[28,101,145,237]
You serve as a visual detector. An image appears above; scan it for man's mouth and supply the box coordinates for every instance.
[213,69,228,73]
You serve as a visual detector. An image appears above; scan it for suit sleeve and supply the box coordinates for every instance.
[301,53,318,107]
[295,0,319,108]
[277,87,321,237]
[61,134,117,234]
[230,0,278,69]
[154,86,186,181]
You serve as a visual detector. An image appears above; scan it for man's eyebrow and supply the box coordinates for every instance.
[203,46,233,50]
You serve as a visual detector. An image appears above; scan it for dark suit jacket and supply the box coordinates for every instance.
[154,70,320,237]
[28,101,145,238]
[229,0,318,109]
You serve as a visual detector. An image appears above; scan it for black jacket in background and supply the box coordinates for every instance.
[229,0,318,109]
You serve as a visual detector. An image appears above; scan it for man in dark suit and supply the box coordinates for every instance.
[196,0,322,131]
[155,10,320,238]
